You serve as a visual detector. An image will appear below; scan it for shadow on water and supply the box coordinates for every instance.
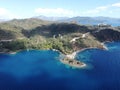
[0,72,68,90]
[0,43,120,90]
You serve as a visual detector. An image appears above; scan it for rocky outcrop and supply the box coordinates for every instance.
[91,29,120,42]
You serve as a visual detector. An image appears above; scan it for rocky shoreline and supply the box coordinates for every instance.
[60,50,86,68]
[60,42,109,69]
[0,42,109,69]
[60,58,86,68]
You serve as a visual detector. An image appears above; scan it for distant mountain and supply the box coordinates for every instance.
[34,16,120,26]
[34,15,69,21]
[59,16,120,26]
[6,18,52,29]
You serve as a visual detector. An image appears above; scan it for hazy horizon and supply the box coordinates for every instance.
[0,0,120,19]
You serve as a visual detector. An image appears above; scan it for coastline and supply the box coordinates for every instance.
[60,50,86,68]
[0,42,109,68]
[0,51,17,54]
[60,59,86,68]
[59,42,109,69]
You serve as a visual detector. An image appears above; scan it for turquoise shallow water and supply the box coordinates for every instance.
[0,42,120,90]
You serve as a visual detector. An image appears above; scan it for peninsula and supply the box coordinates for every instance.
[0,18,120,68]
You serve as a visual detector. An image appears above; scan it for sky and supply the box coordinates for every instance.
[0,0,120,19]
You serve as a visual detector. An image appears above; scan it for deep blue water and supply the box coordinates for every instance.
[0,42,120,90]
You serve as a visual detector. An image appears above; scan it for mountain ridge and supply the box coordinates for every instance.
[34,16,120,26]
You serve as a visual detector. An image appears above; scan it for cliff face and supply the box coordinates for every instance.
[91,29,120,42]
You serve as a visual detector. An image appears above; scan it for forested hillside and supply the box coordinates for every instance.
[0,18,120,54]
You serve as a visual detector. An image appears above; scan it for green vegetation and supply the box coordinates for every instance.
[0,18,120,54]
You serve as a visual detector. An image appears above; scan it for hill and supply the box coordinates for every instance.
[0,18,120,54]
[7,18,52,30]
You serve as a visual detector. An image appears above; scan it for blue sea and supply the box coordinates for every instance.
[0,42,120,90]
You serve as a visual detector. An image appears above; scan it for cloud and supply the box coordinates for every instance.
[85,6,109,14]
[84,2,120,15]
[0,8,7,13]
[112,3,120,7]
[0,8,19,19]
[35,8,75,17]
[96,6,108,11]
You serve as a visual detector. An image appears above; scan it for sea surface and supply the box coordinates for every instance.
[0,42,120,90]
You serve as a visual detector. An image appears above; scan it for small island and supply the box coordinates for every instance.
[59,51,86,68]
[60,57,86,68]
